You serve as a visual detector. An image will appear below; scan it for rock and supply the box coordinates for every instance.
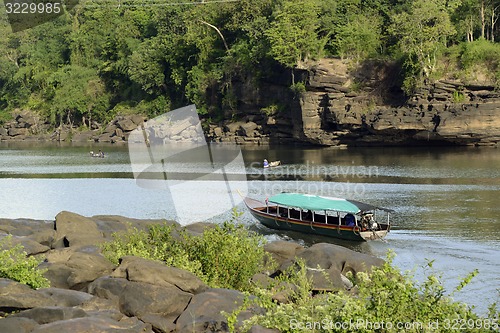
[0,234,50,255]
[11,306,88,324]
[30,317,153,333]
[176,288,260,333]
[8,128,29,136]
[224,121,245,134]
[264,241,304,267]
[115,128,124,138]
[54,211,104,248]
[112,256,207,294]
[87,277,130,305]
[182,222,216,236]
[241,121,258,136]
[0,279,55,314]
[213,126,224,137]
[70,131,94,143]
[0,317,39,333]
[42,250,114,290]
[38,288,94,307]
[90,215,178,239]
[129,115,146,126]
[283,243,384,291]
[118,280,192,330]
[116,118,137,132]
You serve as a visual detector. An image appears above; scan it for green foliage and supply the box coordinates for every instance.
[101,211,269,292]
[0,236,50,289]
[239,251,499,333]
[460,40,500,87]
[0,0,500,124]
[334,11,383,63]
[290,81,306,96]
[261,103,283,117]
[389,0,456,92]
[266,0,321,68]
[452,91,466,103]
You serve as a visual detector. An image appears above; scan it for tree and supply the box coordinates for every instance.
[390,0,456,81]
[266,0,321,83]
[334,11,383,63]
[48,65,110,126]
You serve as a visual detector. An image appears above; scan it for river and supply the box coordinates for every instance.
[0,141,498,314]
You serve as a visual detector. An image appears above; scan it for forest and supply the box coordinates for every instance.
[0,0,499,127]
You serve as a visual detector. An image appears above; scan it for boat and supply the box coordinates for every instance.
[263,160,281,168]
[243,193,393,241]
[89,150,105,158]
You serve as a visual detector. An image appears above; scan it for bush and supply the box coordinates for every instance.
[101,211,269,292]
[239,251,499,333]
[0,236,50,289]
[460,40,500,87]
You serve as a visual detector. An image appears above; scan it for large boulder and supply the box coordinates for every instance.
[241,121,258,137]
[54,211,104,248]
[111,256,207,294]
[38,288,94,307]
[90,215,179,239]
[30,317,153,333]
[87,277,130,306]
[0,317,39,333]
[0,279,55,314]
[264,240,304,267]
[11,306,88,324]
[42,250,115,290]
[116,118,138,132]
[0,234,50,255]
[281,243,384,291]
[118,280,192,332]
[175,288,261,333]
[0,218,55,248]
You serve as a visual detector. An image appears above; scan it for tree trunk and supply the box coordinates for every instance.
[492,5,499,42]
[199,20,229,52]
[481,0,486,39]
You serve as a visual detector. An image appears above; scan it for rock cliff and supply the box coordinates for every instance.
[297,59,500,146]
[207,59,500,147]
[1,59,499,147]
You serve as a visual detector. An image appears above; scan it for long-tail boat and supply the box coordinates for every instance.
[243,193,393,241]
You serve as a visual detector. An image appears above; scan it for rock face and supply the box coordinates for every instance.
[0,112,146,143]
[296,61,500,146]
[2,60,498,146]
[0,212,386,332]
[206,59,499,147]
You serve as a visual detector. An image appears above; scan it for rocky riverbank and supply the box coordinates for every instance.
[2,60,498,147]
[0,212,383,333]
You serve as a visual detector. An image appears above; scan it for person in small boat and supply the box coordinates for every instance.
[263,159,269,168]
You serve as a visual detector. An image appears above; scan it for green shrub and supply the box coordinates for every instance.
[239,251,499,333]
[0,236,49,289]
[290,81,306,96]
[460,40,500,70]
[101,211,269,292]
[452,91,466,103]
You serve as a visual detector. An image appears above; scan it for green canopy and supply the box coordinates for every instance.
[268,193,393,213]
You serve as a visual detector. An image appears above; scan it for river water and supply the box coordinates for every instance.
[0,142,498,314]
